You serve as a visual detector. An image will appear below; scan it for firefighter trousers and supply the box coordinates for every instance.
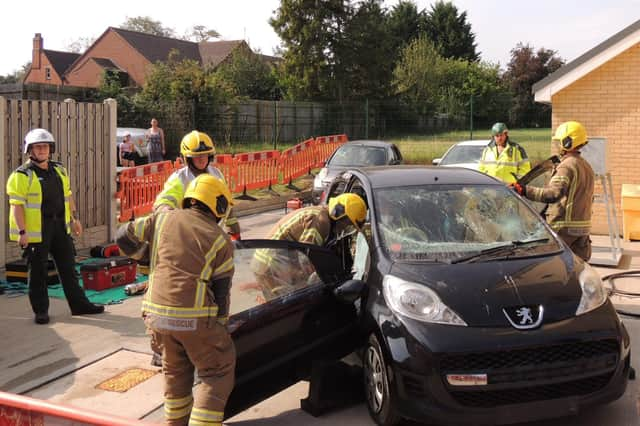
[559,231,592,262]
[151,319,236,426]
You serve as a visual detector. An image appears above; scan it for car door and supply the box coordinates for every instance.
[224,239,361,418]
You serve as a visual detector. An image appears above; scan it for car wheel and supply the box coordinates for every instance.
[364,333,400,426]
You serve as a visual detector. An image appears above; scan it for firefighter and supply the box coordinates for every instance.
[150,130,239,366]
[511,121,595,261]
[154,130,241,240]
[250,193,367,301]
[478,122,531,184]
[7,128,104,324]
[116,174,236,426]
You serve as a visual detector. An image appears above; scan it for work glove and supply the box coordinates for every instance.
[509,183,526,197]
[229,233,241,241]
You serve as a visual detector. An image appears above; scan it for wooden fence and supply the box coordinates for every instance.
[0,97,117,266]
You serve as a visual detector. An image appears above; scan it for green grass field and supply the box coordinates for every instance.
[217,128,554,165]
[389,128,554,165]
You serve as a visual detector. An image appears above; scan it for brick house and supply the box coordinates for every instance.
[24,28,270,89]
[533,19,640,235]
[23,34,81,86]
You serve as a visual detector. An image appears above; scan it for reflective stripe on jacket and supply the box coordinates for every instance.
[119,208,234,320]
[252,206,331,273]
[478,139,531,184]
[153,165,239,233]
[6,162,72,242]
[525,152,594,235]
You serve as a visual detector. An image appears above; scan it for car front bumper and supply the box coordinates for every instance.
[380,302,631,425]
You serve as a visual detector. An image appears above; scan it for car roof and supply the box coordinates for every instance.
[351,165,501,188]
[341,140,396,148]
[452,139,491,146]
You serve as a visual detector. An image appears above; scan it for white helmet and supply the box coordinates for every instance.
[24,128,55,154]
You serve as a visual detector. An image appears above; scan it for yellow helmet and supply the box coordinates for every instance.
[183,174,234,219]
[328,193,367,231]
[180,130,215,158]
[553,121,588,151]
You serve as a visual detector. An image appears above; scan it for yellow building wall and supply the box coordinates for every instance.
[551,43,640,235]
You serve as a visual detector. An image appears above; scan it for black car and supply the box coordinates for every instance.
[312,140,402,204]
[225,166,630,426]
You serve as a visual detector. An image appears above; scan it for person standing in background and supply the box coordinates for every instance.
[478,122,531,184]
[146,118,166,163]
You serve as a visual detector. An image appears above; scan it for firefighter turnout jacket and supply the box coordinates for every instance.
[117,208,234,323]
[7,161,73,242]
[525,151,594,237]
[478,139,531,184]
[153,165,240,235]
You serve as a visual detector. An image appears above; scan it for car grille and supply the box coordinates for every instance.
[440,339,619,407]
[450,373,613,407]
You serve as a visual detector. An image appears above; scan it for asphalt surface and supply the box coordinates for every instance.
[0,210,638,425]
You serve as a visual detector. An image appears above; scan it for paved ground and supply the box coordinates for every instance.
[0,211,638,426]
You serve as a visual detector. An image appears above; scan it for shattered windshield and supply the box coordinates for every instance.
[373,185,560,262]
[328,145,388,167]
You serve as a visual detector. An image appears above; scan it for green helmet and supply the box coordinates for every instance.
[491,122,508,136]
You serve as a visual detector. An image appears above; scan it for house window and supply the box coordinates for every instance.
[45,67,51,80]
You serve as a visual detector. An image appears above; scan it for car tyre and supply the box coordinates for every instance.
[364,333,401,426]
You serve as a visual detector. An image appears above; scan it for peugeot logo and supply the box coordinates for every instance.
[503,305,544,330]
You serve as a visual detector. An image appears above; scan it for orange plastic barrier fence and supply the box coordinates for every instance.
[313,134,348,168]
[0,391,154,425]
[280,138,316,186]
[232,151,281,194]
[213,154,235,189]
[116,161,174,222]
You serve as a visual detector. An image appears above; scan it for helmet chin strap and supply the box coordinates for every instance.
[186,157,211,175]
[29,154,48,164]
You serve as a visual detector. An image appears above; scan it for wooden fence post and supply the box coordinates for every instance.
[104,98,118,241]
[0,97,6,268]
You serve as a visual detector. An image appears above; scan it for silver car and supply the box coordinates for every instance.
[312,140,402,204]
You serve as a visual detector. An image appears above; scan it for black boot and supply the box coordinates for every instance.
[35,312,50,324]
[71,303,105,315]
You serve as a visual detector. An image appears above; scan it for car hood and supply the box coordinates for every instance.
[315,167,349,187]
[389,253,582,327]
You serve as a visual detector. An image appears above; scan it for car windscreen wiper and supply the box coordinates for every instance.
[449,238,550,264]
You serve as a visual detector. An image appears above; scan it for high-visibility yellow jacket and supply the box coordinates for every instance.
[6,161,72,242]
[117,208,234,323]
[153,165,239,234]
[525,152,594,236]
[478,139,531,184]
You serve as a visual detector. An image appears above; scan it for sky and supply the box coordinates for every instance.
[2,0,639,76]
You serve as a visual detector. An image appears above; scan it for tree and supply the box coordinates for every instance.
[66,37,95,53]
[338,0,394,99]
[0,62,30,84]
[423,1,479,62]
[270,0,350,100]
[503,43,564,127]
[392,36,444,114]
[121,16,176,38]
[184,25,220,42]
[215,49,281,100]
[386,0,424,55]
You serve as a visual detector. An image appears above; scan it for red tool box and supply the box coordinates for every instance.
[80,257,137,291]
[286,197,304,212]
[5,259,59,285]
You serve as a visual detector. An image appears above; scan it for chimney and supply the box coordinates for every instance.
[32,33,43,69]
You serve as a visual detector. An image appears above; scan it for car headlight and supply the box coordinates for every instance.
[575,263,607,315]
[313,168,328,189]
[382,275,467,326]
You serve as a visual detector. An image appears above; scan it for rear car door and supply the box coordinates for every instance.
[225,239,360,417]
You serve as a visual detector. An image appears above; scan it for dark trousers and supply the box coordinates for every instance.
[27,218,90,314]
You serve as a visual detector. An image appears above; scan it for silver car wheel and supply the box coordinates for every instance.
[365,343,385,413]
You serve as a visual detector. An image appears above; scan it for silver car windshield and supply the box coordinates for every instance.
[373,185,559,262]
[329,145,388,167]
[439,145,485,165]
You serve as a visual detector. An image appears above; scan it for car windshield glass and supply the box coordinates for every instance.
[328,145,388,167]
[440,145,485,165]
[373,184,560,262]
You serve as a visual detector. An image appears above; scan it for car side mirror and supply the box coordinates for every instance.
[432,158,442,165]
[334,279,365,303]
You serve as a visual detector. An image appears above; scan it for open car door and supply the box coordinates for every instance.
[224,239,363,418]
